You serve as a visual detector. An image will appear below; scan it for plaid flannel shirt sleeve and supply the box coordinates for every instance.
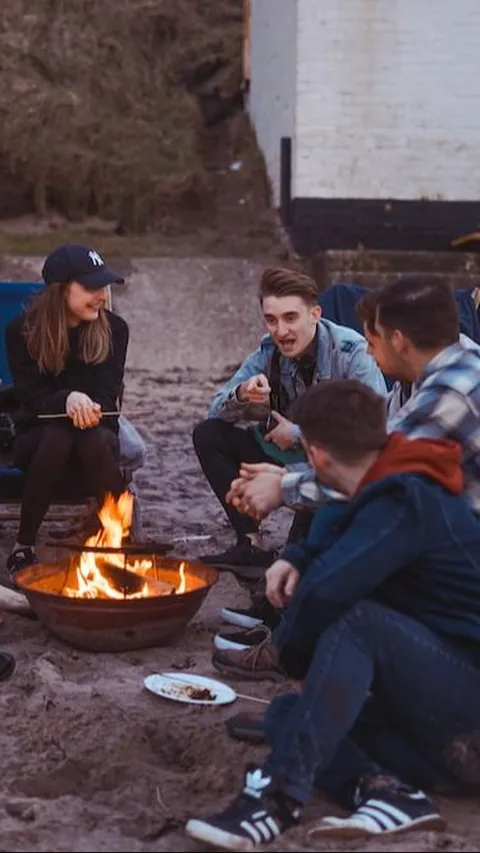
[391,380,480,515]
[388,380,479,444]
[281,468,322,510]
[281,467,345,510]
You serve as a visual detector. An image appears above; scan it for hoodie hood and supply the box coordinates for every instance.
[358,432,464,495]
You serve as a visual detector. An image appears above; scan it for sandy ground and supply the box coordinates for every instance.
[1,257,480,852]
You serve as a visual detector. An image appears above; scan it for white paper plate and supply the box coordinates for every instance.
[144,672,237,706]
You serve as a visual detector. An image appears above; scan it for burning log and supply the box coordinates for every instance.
[61,562,176,599]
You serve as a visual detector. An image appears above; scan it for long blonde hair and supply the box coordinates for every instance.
[24,282,111,375]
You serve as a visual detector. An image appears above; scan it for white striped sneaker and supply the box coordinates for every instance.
[185,764,301,851]
[309,785,446,840]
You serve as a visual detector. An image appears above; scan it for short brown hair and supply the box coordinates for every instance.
[259,267,318,307]
[357,276,459,350]
[289,379,388,462]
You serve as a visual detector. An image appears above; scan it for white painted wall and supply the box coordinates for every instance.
[249,0,297,205]
[250,0,480,202]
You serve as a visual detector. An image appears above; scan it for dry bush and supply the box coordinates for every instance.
[0,0,243,230]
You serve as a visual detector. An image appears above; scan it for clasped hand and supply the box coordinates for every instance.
[66,392,101,429]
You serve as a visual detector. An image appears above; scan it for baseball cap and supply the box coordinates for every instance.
[42,244,125,290]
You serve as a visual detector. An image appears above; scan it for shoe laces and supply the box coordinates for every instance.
[354,775,412,807]
[241,625,275,668]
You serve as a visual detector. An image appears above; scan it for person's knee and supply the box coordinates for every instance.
[37,423,75,459]
[14,423,74,475]
[192,417,227,455]
[75,428,124,495]
[75,426,119,457]
[341,600,389,634]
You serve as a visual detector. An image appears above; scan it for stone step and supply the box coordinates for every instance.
[307,250,480,291]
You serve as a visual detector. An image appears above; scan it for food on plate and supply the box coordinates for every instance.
[163,681,217,701]
[186,686,216,701]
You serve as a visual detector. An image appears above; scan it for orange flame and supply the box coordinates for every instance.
[74,492,152,599]
[177,561,187,594]
[65,491,191,600]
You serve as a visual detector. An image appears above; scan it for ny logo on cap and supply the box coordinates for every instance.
[88,250,104,267]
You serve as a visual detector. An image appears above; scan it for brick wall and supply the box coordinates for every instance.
[295,0,480,200]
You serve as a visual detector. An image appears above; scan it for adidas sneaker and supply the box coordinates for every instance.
[186,764,301,850]
[309,782,445,839]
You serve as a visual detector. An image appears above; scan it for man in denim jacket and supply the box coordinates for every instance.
[193,267,386,575]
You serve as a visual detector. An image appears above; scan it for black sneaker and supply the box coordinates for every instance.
[309,781,445,839]
[220,598,280,631]
[6,547,38,586]
[200,539,277,579]
[185,764,302,850]
[226,713,267,745]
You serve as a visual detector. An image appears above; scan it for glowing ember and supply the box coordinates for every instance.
[65,492,189,600]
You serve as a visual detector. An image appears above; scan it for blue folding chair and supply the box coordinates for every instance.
[0,283,44,503]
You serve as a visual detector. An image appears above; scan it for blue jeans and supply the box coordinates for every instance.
[263,601,480,804]
[118,416,146,473]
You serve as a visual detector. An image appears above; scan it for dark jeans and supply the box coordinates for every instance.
[263,600,480,805]
[193,417,311,542]
[14,423,124,545]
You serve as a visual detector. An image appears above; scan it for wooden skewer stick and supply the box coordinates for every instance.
[37,411,151,419]
[235,693,270,706]
[38,411,120,419]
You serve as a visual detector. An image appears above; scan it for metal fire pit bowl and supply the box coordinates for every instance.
[14,556,218,653]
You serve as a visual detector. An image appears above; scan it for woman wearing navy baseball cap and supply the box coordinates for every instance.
[4,244,129,578]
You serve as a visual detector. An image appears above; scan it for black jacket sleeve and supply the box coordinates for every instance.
[280,500,351,574]
[5,317,71,416]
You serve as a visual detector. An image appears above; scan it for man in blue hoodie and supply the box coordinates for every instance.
[186,380,480,850]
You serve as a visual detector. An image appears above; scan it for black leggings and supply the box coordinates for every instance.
[14,423,124,546]
[193,417,312,542]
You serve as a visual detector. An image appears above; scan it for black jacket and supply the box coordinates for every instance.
[5,310,129,434]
